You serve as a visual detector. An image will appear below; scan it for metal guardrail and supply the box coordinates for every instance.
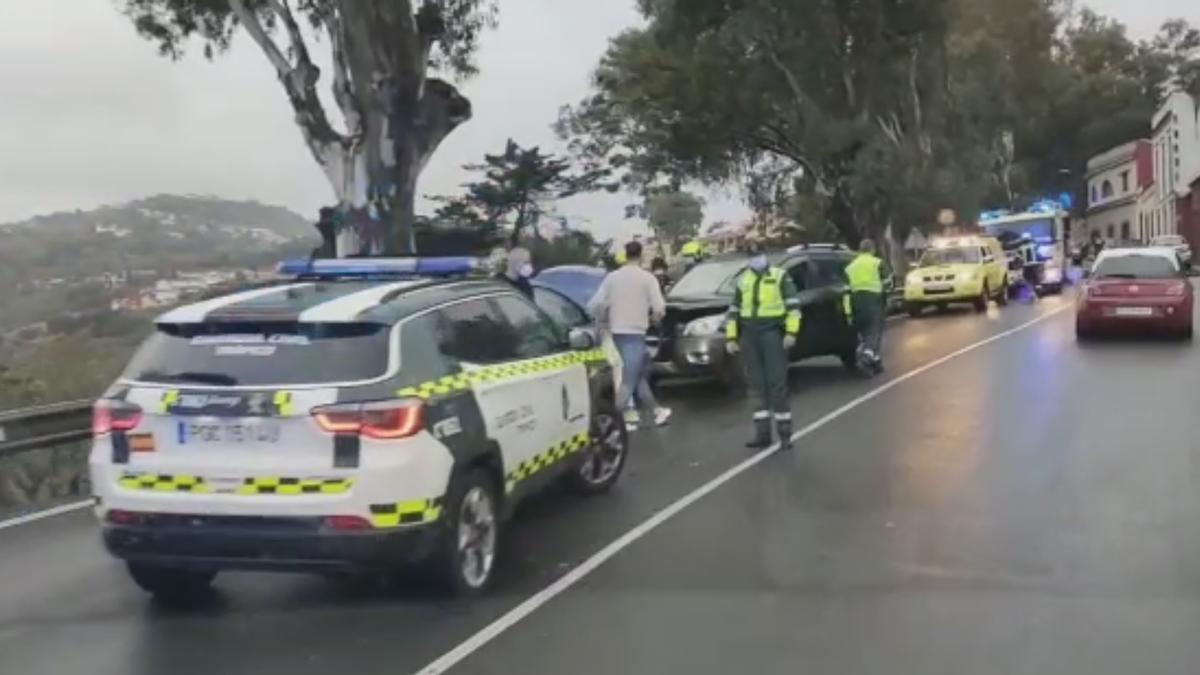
[0,400,92,459]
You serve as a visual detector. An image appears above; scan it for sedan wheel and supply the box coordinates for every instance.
[438,469,500,596]
[570,403,629,495]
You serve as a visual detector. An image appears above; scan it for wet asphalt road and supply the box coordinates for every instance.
[5,291,1199,674]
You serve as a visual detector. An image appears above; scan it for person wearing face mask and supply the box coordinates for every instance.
[725,241,802,450]
[498,246,535,299]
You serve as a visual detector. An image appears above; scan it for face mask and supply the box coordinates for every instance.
[519,263,535,278]
[749,255,769,272]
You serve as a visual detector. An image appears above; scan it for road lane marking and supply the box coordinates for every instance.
[415,303,1071,675]
[0,500,92,531]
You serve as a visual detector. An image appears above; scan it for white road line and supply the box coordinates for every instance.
[0,500,92,531]
[415,303,1071,675]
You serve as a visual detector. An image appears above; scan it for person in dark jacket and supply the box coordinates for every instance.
[650,256,671,292]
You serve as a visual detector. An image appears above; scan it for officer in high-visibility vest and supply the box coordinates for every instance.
[680,240,704,272]
[725,244,803,449]
[844,238,888,374]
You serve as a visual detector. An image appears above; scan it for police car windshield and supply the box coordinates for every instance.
[921,247,980,266]
[124,322,392,386]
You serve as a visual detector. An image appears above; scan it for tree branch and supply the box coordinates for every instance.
[265,0,311,67]
[324,10,362,136]
[229,0,344,153]
[228,0,290,75]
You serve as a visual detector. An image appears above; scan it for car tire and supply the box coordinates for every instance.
[127,563,215,604]
[569,400,630,496]
[437,468,501,597]
[995,281,1009,306]
[974,283,989,312]
[1178,325,1193,341]
[905,302,923,318]
[1075,323,1093,341]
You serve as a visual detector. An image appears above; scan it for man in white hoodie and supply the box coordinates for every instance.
[588,241,672,431]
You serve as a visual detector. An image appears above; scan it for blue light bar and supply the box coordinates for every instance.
[277,257,481,278]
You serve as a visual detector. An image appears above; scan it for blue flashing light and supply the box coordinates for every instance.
[277,257,480,278]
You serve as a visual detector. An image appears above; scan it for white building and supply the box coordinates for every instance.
[1149,88,1200,239]
[1084,140,1153,242]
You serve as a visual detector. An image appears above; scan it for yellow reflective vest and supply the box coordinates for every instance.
[725,267,802,339]
[845,253,884,293]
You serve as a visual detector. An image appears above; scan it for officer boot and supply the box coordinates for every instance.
[776,416,793,450]
[745,418,772,449]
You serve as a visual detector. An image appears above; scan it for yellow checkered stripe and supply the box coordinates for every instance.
[369,498,443,528]
[119,473,211,493]
[117,473,353,496]
[397,350,607,401]
[506,432,591,494]
[236,477,354,495]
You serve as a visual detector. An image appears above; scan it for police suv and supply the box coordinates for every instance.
[90,258,627,600]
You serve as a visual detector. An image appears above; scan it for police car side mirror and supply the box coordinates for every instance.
[568,328,595,351]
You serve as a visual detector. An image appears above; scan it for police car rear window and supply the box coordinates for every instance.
[123,322,391,386]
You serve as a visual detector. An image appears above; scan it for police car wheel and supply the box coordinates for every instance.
[570,403,629,495]
[439,469,500,596]
[126,563,215,603]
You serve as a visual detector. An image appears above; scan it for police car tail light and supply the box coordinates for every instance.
[312,399,424,440]
[92,400,143,436]
[323,515,373,531]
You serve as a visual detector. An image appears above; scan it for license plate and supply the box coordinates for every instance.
[1114,307,1154,317]
[178,421,281,445]
[925,284,953,293]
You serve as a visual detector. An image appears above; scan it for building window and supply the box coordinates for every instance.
[1106,224,1115,238]
[1121,171,1129,193]
[1101,180,1114,199]
[1121,222,1130,240]
[1091,185,1099,204]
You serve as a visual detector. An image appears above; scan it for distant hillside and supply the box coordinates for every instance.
[0,194,315,284]
[0,195,316,331]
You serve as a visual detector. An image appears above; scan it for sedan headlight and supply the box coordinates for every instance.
[906,271,923,284]
[684,314,727,337]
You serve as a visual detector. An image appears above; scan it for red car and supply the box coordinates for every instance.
[1076,247,1194,340]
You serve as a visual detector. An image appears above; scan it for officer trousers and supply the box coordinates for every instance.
[741,322,790,423]
[851,291,885,356]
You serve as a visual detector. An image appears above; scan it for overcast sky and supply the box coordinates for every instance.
[0,0,1193,241]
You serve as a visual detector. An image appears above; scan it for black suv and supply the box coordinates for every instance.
[649,245,859,387]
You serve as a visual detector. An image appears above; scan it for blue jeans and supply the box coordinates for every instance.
[612,333,659,413]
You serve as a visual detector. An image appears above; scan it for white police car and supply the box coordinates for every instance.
[89,258,627,600]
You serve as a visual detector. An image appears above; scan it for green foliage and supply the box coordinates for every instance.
[525,230,600,269]
[433,139,616,246]
[630,191,704,253]
[561,0,1200,249]
[119,0,496,78]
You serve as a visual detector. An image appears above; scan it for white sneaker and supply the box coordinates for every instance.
[653,407,673,427]
[624,410,641,432]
